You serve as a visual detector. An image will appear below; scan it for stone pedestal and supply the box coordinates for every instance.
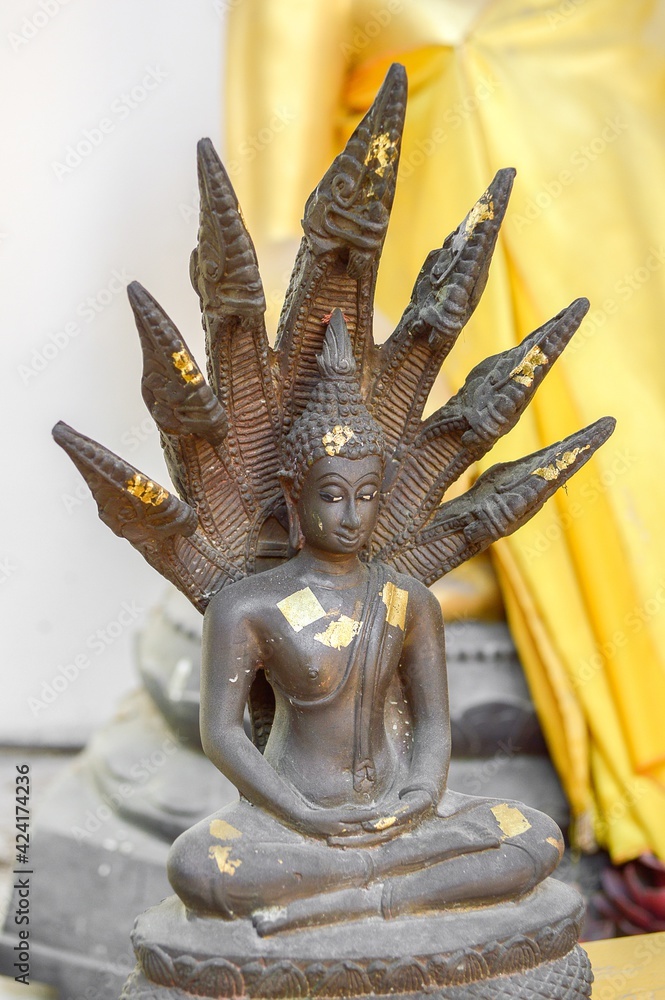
[120,879,592,999]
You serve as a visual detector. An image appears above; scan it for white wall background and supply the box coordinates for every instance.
[1,1,225,745]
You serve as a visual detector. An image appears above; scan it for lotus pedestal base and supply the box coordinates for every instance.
[120,877,592,999]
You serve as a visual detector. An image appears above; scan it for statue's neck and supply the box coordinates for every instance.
[294,545,366,584]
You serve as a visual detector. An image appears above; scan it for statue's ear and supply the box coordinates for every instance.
[279,474,304,554]
[381,456,397,493]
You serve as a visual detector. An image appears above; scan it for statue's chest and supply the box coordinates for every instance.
[263,584,399,704]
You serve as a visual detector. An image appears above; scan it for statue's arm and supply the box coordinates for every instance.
[398,581,451,806]
[200,590,309,824]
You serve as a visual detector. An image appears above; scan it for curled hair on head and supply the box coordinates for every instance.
[280,309,386,501]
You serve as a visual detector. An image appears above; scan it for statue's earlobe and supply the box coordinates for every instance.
[381,457,397,493]
[288,511,304,554]
[279,475,304,555]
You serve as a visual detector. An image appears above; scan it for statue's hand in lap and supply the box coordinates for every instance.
[325,789,435,846]
[290,800,392,841]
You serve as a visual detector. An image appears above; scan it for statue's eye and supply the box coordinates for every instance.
[320,492,343,503]
[359,490,378,502]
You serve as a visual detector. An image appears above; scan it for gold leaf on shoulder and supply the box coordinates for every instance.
[382,581,409,630]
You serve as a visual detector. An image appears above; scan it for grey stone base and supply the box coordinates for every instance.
[121,878,592,999]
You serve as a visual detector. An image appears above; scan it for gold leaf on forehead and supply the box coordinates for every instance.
[125,474,167,506]
[365,131,397,177]
[532,445,590,481]
[382,581,409,630]
[491,803,532,839]
[314,615,362,650]
[277,587,326,633]
[509,345,549,387]
[464,197,494,234]
[322,424,355,457]
[172,348,204,385]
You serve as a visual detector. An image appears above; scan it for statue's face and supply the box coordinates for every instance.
[296,454,383,555]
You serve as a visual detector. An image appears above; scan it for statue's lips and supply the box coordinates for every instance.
[334,530,361,545]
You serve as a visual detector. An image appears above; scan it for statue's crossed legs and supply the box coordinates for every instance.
[168,790,564,935]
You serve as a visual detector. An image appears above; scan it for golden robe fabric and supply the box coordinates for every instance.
[226,0,665,862]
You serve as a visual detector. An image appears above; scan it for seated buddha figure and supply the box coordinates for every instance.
[166,313,563,935]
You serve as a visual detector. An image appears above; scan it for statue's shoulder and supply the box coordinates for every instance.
[373,561,442,625]
[204,562,298,623]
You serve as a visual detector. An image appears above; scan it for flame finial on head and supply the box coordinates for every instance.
[280,311,385,501]
[316,309,357,379]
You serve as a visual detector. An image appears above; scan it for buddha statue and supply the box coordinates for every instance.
[166,311,562,938]
[54,64,612,998]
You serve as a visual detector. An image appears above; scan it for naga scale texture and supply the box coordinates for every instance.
[53,63,613,626]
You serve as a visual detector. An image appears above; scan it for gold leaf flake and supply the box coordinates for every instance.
[532,465,559,482]
[547,835,565,857]
[209,844,242,876]
[373,815,396,831]
[125,474,167,506]
[509,345,549,387]
[277,588,326,633]
[464,197,494,234]
[382,581,409,630]
[209,819,242,841]
[172,349,203,385]
[314,615,362,649]
[364,132,397,177]
[491,803,532,839]
[322,424,355,457]
[532,445,590,481]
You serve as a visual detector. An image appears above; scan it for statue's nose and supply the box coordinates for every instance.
[342,501,361,529]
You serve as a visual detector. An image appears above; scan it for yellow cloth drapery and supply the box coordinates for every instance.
[226,0,665,862]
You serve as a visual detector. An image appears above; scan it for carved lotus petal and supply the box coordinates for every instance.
[491,935,541,974]
[384,958,429,994]
[257,961,308,999]
[313,961,372,998]
[431,949,490,985]
[181,957,244,998]
[547,919,580,959]
[137,943,177,987]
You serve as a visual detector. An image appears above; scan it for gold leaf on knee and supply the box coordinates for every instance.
[210,819,242,841]
[209,844,242,875]
[491,804,532,839]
